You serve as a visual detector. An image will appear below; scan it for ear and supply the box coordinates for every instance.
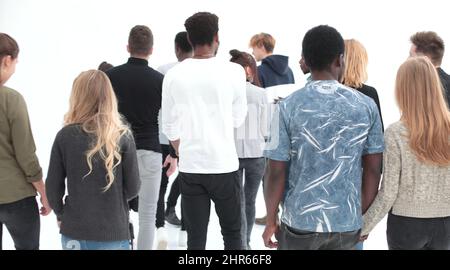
[214,33,219,44]
[148,47,154,56]
[2,55,13,68]
[244,66,253,78]
[127,45,130,54]
[337,54,345,68]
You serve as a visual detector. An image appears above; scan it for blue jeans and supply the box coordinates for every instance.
[237,158,265,250]
[61,235,130,250]
[355,242,363,250]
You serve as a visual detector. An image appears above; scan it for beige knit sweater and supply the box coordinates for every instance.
[362,121,450,236]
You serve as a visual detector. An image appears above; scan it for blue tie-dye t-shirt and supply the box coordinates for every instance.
[264,80,384,233]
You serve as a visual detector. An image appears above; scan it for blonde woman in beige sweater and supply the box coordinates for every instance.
[361,56,450,250]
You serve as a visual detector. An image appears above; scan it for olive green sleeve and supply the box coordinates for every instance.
[8,92,43,183]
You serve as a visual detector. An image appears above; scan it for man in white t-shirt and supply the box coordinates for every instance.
[162,12,247,250]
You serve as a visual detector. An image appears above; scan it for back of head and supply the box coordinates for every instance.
[410,31,445,66]
[249,33,276,53]
[395,56,450,165]
[302,25,345,72]
[184,12,219,47]
[175,31,193,53]
[341,39,368,89]
[65,70,129,191]
[0,33,19,85]
[229,49,261,87]
[98,61,114,72]
[128,25,153,56]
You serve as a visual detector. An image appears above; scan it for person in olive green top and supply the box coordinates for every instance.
[0,33,51,250]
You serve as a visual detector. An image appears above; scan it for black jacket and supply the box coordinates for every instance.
[437,67,450,109]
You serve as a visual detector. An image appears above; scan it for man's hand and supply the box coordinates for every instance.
[359,234,369,242]
[163,155,178,177]
[262,223,279,249]
[39,194,52,216]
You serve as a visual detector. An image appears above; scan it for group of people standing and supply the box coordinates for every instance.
[0,11,449,251]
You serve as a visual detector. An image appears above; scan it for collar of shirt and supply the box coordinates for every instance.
[127,57,148,66]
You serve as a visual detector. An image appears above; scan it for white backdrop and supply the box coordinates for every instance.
[1,0,449,250]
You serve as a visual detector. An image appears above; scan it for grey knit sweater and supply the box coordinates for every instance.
[362,121,450,235]
[46,125,141,241]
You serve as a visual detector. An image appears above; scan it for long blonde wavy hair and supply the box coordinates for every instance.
[64,70,130,191]
[341,39,369,89]
[395,56,450,166]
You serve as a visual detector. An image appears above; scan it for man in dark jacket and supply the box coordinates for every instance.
[249,33,295,88]
[410,31,450,109]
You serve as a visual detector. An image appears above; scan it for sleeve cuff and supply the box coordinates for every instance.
[26,169,43,183]
[169,145,178,158]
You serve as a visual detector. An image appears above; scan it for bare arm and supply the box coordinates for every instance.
[361,153,382,214]
[170,139,180,157]
[262,159,287,248]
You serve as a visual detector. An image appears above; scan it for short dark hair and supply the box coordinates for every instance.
[302,25,345,71]
[0,33,19,61]
[184,12,219,47]
[128,25,153,55]
[98,61,114,72]
[411,31,445,66]
[175,31,193,53]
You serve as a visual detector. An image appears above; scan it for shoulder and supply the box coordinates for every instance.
[0,86,25,103]
[119,130,136,150]
[224,61,245,73]
[344,85,377,108]
[359,84,379,98]
[105,63,126,76]
[157,62,177,75]
[385,121,406,139]
[247,83,267,99]
[56,124,83,138]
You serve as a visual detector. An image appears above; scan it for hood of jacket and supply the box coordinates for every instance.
[261,55,291,76]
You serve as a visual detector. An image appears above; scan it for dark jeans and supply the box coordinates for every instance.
[167,175,180,209]
[278,222,360,250]
[156,144,170,228]
[387,212,450,250]
[168,175,185,231]
[0,196,40,250]
[179,171,241,250]
[155,144,184,229]
[237,158,265,249]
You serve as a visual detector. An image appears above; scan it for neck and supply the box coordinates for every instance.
[130,54,149,60]
[311,70,338,81]
[261,52,273,60]
[193,45,215,59]
[178,52,193,62]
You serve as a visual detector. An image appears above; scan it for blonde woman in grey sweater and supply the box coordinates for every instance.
[361,56,450,250]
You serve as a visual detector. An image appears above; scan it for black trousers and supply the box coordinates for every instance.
[179,171,241,250]
[387,212,450,250]
[0,196,40,250]
[156,144,170,228]
[155,144,183,229]
[278,222,360,250]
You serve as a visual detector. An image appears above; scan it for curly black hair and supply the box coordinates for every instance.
[175,31,192,53]
[184,12,218,47]
[302,25,344,71]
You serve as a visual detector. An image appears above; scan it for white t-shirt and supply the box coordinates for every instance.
[162,57,247,174]
[157,62,179,145]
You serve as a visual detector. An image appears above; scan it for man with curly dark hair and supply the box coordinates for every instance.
[162,12,247,250]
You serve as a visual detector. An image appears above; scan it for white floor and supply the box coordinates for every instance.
[2,174,388,250]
